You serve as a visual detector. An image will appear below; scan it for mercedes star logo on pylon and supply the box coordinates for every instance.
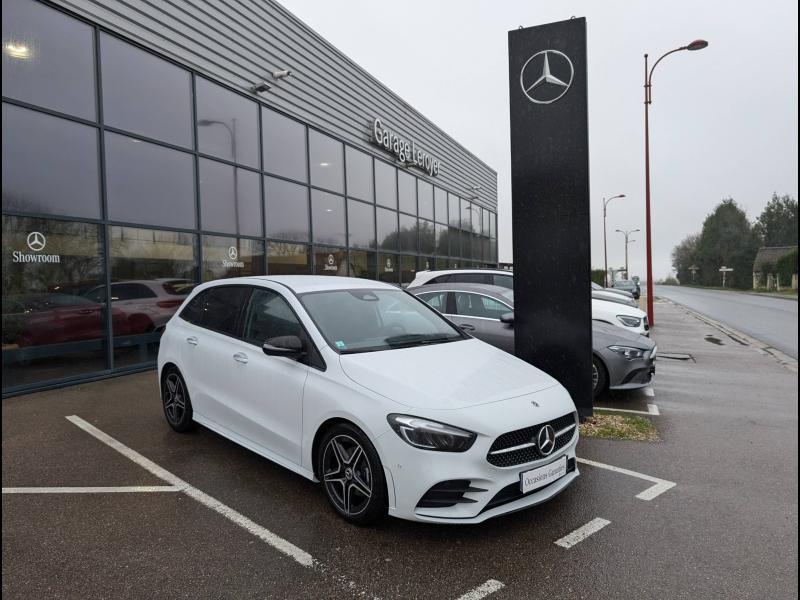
[27,231,46,252]
[520,50,574,105]
[228,246,238,260]
[537,424,556,456]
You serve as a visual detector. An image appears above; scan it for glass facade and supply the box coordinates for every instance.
[1,0,497,395]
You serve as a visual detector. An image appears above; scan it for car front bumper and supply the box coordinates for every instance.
[378,420,579,523]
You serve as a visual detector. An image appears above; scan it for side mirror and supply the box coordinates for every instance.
[263,335,305,359]
[500,311,514,325]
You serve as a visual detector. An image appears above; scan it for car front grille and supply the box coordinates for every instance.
[486,412,578,467]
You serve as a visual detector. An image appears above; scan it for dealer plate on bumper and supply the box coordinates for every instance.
[520,456,568,494]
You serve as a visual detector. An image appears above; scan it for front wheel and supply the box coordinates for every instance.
[161,368,195,432]
[592,355,608,400]
[317,423,387,525]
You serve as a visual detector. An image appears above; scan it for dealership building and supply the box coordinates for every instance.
[1,0,498,396]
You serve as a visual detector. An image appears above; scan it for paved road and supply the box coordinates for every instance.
[654,285,798,358]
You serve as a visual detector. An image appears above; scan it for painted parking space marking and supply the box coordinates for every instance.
[2,485,180,494]
[593,403,660,416]
[65,415,314,568]
[554,517,610,549]
[576,457,675,500]
[455,579,505,600]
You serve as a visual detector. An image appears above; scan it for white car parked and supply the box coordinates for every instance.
[409,269,649,335]
[157,276,580,524]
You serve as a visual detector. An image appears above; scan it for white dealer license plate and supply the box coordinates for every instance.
[520,456,568,494]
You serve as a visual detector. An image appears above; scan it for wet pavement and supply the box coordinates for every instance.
[3,300,797,599]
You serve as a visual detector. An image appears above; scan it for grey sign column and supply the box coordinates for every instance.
[508,18,592,418]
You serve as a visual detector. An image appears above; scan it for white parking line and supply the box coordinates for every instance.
[65,415,314,568]
[593,403,660,416]
[456,579,505,600]
[2,486,179,494]
[576,457,676,500]
[554,518,610,549]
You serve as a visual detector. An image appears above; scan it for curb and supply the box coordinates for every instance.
[656,297,798,373]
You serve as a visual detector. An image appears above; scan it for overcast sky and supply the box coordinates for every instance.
[280,0,798,280]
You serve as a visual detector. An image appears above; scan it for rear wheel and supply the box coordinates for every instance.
[592,355,608,400]
[161,368,195,432]
[317,423,387,525]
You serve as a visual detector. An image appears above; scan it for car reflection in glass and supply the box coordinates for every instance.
[409,283,656,399]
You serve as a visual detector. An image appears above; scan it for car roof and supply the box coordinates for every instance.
[197,275,400,294]
[409,282,513,302]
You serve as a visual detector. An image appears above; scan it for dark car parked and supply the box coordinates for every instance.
[612,279,641,299]
[409,283,656,399]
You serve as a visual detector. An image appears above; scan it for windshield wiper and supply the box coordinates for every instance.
[384,333,458,348]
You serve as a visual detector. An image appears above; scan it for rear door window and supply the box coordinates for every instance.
[453,292,510,320]
[451,272,491,284]
[179,286,248,336]
[416,291,448,313]
[492,274,513,289]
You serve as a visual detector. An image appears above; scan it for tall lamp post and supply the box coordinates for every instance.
[616,228,640,277]
[644,39,708,326]
[603,194,626,287]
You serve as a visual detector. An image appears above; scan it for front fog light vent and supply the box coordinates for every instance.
[416,480,487,508]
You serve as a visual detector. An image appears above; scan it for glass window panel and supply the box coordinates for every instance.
[417,180,434,221]
[435,223,449,256]
[2,103,100,218]
[471,204,481,234]
[434,187,448,224]
[378,253,398,285]
[108,226,197,368]
[267,242,309,275]
[419,256,434,272]
[194,286,250,336]
[347,199,375,249]
[100,33,192,148]
[264,176,308,242]
[242,288,302,344]
[105,132,195,229]
[448,193,460,227]
[202,235,265,281]
[309,130,344,193]
[460,230,471,258]
[374,160,397,209]
[398,213,418,253]
[376,207,398,251]
[398,171,416,215]
[419,219,435,255]
[482,208,490,236]
[345,147,373,202]
[2,0,96,119]
[400,255,417,286]
[489,212,497,240]
[262,108,307,182]
[461,198,472,231]
[2,216,107,390]
[313,246,347,276]
[196,77,258,168]
[349,250,376,280]
[199,159,261,236]
[448,226,460,257]
[435,257,449,270]
[311,190,345,246]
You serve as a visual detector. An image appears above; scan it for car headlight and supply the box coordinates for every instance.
[616,315,642,327]
[650,345,658,359]
[608,345,645,360]
[387,414,476,452]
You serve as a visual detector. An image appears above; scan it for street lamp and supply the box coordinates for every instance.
[615,228,640,277]
[603,194,626,287]
[643,38,708,326]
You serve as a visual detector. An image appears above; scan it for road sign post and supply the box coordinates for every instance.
[719,266,733,288]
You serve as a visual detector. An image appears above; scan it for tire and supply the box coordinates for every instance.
[317,423,387,525]
[161,367,195,432]
[592,355,608,400]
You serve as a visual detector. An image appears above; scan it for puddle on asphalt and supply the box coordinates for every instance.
[704,335,724,346]
[657,353,695,361]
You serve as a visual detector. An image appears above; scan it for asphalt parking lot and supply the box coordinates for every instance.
[3,300,797,599]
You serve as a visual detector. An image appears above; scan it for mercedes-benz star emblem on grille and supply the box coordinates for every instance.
[520,50,574,105]
[537,424,556,456]
[27,231,46,252]
[228,246,238,260]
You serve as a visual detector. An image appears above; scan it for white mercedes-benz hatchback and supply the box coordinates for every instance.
[157,276,579,524]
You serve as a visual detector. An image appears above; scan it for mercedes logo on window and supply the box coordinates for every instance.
[227,246,238,260]
[327,253,335,266]
[537,424,556,456]
[27,231,46,252]
[520,50,574,105]
[386,258,392,269]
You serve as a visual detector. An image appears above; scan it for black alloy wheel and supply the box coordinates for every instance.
[161,368,195,432]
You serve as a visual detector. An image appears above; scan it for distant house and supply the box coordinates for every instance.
[752,246,798,289]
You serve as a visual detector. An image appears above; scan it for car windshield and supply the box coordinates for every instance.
[300,289,464,353]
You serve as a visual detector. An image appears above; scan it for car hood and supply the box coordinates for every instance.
[593,320,654,349]
[338,338,561,410]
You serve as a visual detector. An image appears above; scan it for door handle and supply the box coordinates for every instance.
[233,352,249,364]
[459,323,476,331]
[186,336,198,346]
